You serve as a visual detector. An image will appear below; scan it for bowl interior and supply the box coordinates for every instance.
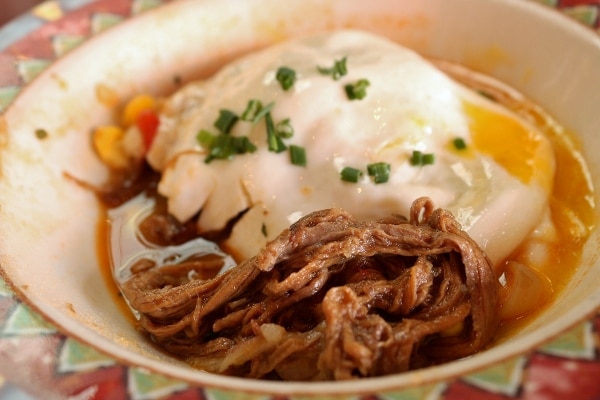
[1,0,600,396]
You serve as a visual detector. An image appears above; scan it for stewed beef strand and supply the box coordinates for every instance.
[122,197,499,380]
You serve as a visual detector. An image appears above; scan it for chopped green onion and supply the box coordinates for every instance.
[205,133,235,162]
[232,136,257,154]
[271,135,287,153]
[453,137,467,150]
[422,153,435,165]
[317,57,348,80]
[275,118,294,139]
[367,162,391,184]
[409,151,421,166]
[345,79,370,100]
[197,129,215,148]
[197,130,256,163]
[276,66,296,91]
[240,99,275,124]
[341,167,363,183]
[252,101,274,125]
[289,145,307,167]
[241,99,263,121]
[214,109,239,134]
[266,112,287,153]
[410,150,435,166]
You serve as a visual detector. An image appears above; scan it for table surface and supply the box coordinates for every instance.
[0,1,43,25]
[1,1,600,399]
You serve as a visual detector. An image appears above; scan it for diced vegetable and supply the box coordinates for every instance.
[214,109,239,134]
[340,167,363,183]
[410,150,435,166]
[452,137,467,150]
[252,102,274,125]
[122,94,156,128]
[345,79,370,100]
[276,67,296,91]
[232,136,257,154]
[266,113,287,153]
[135,109,160,151]
[275,118,294,139]
[241,100,263,121]
[196,130,257,163]
[367,162,391,184]
[197,129,216,148]
[93,125,129,169]
[207,133,236,162]
[317,57,348,80]
[94,93,161,169]
[289,145,307,167]
[423,153,435,164]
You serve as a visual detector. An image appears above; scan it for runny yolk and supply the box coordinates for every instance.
[459,99,595,335]
[464,101,554,192]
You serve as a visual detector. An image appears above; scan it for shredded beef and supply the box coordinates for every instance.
[122,197,499,380]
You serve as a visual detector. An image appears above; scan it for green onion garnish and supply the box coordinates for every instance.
[453,137,467,150]
[266,112,287,153]
[422,153,435,165]
[205,133,235,162]
[410,150,435,166]
[289,145,307,167]
[197,129,216,148]
[232,136,257,154]
[276,67,296,91]
[240,100,275,125]
[317,57,348,80]
[345,79,370,100]
[367,162,391,184]
[214,109,239,134]
[252,101,274,125]
[410,150,423,166]
[241,99,263,121]
[341,167,363,183]
[276,118,294,139]
[197,130,256,163]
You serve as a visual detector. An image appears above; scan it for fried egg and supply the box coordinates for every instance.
[146,30,555,265]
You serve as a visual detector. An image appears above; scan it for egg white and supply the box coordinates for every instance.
[147,30,555,265]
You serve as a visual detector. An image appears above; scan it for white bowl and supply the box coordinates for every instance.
[1,0,600,397]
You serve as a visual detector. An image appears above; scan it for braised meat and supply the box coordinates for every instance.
[122,197,499,380]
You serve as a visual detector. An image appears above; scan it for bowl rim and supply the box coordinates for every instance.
[1,0,600,395]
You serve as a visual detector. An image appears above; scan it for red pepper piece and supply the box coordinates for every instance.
[135,109,160,151]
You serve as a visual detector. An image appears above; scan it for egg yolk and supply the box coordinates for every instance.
[465,101,554,192]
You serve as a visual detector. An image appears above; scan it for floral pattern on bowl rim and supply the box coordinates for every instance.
[0,1,599,399]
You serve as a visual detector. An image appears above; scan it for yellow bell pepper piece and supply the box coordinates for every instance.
[93,125,129,169]
[121,94,156,128]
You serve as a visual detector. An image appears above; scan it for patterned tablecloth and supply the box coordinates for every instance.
[0,1,599,399]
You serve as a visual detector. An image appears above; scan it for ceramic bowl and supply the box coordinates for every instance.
[1,0,600,397]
